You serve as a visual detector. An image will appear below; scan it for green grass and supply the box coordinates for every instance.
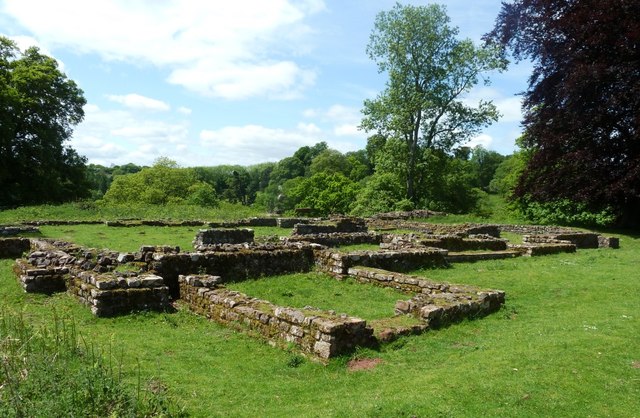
[227,273,405,320]
[0,201,263,223]
[1,203,639,416]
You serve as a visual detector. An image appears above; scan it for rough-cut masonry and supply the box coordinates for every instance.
[370,209,446,220]
[193,228,255,246]
[293,217,367,235]
[0,237,31,258]
[277,217,319,228]
[179,275,375,359]
[14,243,170,316]
[14,259,68,294]
[67,271,169,317]
[0,226,40,237]
[381,234,507,252]
[286,232,382,247]
[523,232,601,249]
[315,248,449,276]
[509,242,577,256]
[393,279,505,328]
[152,243,316,297]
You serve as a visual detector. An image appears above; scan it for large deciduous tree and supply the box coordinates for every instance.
[0,37,89,206]
[361,3,505,204]
[486,0,640,226]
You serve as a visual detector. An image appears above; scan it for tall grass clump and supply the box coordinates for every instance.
[0,309,185,417]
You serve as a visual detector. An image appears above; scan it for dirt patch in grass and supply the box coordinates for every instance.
[348,357,383,372]
[632,360,640,369]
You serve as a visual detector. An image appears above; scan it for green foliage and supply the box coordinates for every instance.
[288,173,359,216]
[468,146,506,190]
[102,158,218,207]
[0,36,89,206]
[351,173,406,216]
[309,149,350,176]
[361,3,505,203]
[488,151,528,195]
[516,198,616,228]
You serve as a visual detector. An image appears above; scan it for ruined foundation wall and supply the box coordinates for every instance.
[179,275,374,359]
[315,248,448,276]
[0,237,31,258]
[287,232,381,247]
[154,247,316,296]
[66,272,170,317]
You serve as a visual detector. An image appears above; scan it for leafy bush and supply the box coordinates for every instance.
[288,172,359,216]
[101,158,218,207]
[351,173,406,216]
[517,198,616,227]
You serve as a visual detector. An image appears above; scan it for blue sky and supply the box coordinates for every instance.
[1,0,529,167]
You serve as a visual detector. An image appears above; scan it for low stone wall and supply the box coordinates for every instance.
[14,258,68,293]
[0,226,40,236]
[277,217,318,228]
[179,275,375,359]
[14,243,171,316]
[0,238,31,258]
[598,236,620,249]
[315,248,448,276]
[509,243,576,256]
[287,232,382,247]
[346,266,505,329]
[523,232,600,249]
[67,271,170,317]
[498,224,574,235]
[193,228,254,246]
[395,283,505,328]
[153,246,316,296]
[105,220,208,227]
[380,234,507,252]
[293,217,367,235]
[369,209,445,220]
[208,217,278,228]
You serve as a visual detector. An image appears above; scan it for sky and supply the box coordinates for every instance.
[0,0,530,168]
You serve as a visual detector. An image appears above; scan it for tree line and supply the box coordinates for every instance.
[85,142,509,218]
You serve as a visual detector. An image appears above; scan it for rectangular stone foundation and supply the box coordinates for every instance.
[179,275,375,359]
[67,272,170,317]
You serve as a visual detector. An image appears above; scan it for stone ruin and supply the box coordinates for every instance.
[1,216,619,359]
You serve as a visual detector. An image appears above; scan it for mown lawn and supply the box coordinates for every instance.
[1,221,639,417]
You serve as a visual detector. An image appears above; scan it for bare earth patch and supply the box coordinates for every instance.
[632,360,640,369]
[348,357,383,372]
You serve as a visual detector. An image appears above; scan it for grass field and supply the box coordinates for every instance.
[1,204,639,417]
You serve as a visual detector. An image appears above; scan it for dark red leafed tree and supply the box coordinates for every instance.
[486,0,640,226]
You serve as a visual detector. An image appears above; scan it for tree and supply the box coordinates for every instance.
[486,0,640,226]
[0,37,88,206]
[469,146,506,190]
[102,158,218,207]
[288,173,359,216]
[361,3,505,204]
[309,149,349,176]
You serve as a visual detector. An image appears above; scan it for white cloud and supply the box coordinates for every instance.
[465,133,493,149]
[70,103,191,166]
[177,106,192,115]
[199,124,320,164]
[106,94,170,112]
[463,87,524,123]
[333,124,363,137]
[2,0,324,100]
